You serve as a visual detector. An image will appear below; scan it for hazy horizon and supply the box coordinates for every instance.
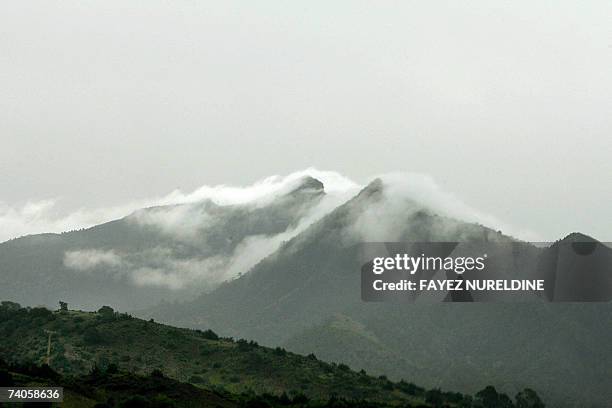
[1,1,611,241]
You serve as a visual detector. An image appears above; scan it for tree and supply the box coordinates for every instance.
[30,307,53,320]
[515,388,545,408]
[273,347,286,356]
[58,301,68,312]
[98,305,115,317]
[106,363,119,375]
[475,386,513,408]
[200,329,218,340]
[237,339,251,351]
[83,327,104,345]
[279,392,291,405]
[97,306,116,322]
[151,369,165,378]
[0,301,21,312]
[425,388,443,407]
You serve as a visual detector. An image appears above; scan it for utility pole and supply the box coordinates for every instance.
[44,330,57,365]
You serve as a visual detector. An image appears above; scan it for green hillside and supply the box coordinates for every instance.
[1,301,540,408]
[1,360,239,408]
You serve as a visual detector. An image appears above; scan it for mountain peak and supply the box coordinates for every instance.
[286,176,325,195]
[559,232,598,243]
[355,178,384,200]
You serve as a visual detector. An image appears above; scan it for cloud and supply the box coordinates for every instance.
[56,169,359,291]
[61,181,357,291]
[347,172,541,242]
[10,169,541,291]
[63,249,123,271]
[63,247,226,290]
[129,254,228,291]
[0,168,358,243]
[0,199,153,243]
[152,168,359,207]
[128,204,213,241]
[220,190,352,282]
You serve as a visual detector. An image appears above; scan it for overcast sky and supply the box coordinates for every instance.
[1,1,611,241]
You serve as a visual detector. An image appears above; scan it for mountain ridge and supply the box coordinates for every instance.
[140,180,612,408]
[0,176,330,310]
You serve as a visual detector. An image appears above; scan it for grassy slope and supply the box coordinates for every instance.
[0,304,472,407]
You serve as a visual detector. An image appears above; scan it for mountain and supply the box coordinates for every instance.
[0,176,328,311]
[2,175,609,406]
[537,232,612,301]
[141,178,535,337]
[0,301,520,408]
[142,179,612,408]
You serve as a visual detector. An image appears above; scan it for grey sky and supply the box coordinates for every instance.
[1,1,611,241]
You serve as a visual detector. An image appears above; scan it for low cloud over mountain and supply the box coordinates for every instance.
[1,169,541,244]
[0,168,358,243]
[0,169,542,309]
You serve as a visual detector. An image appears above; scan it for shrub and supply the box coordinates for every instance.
[0,301,21,312]
[83,327,105,345]
[292,393,309,404]
[200,329,219,340]
[515,388,545,408]
[425,388,443,407]
[29,307,53,320]
[188,375,204,383]
[237,339,252,351]
[150,369,165,378]
[475,386,513,408]
[97,306,115,318]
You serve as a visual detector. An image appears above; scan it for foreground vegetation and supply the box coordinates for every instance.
[0,301,544,407]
